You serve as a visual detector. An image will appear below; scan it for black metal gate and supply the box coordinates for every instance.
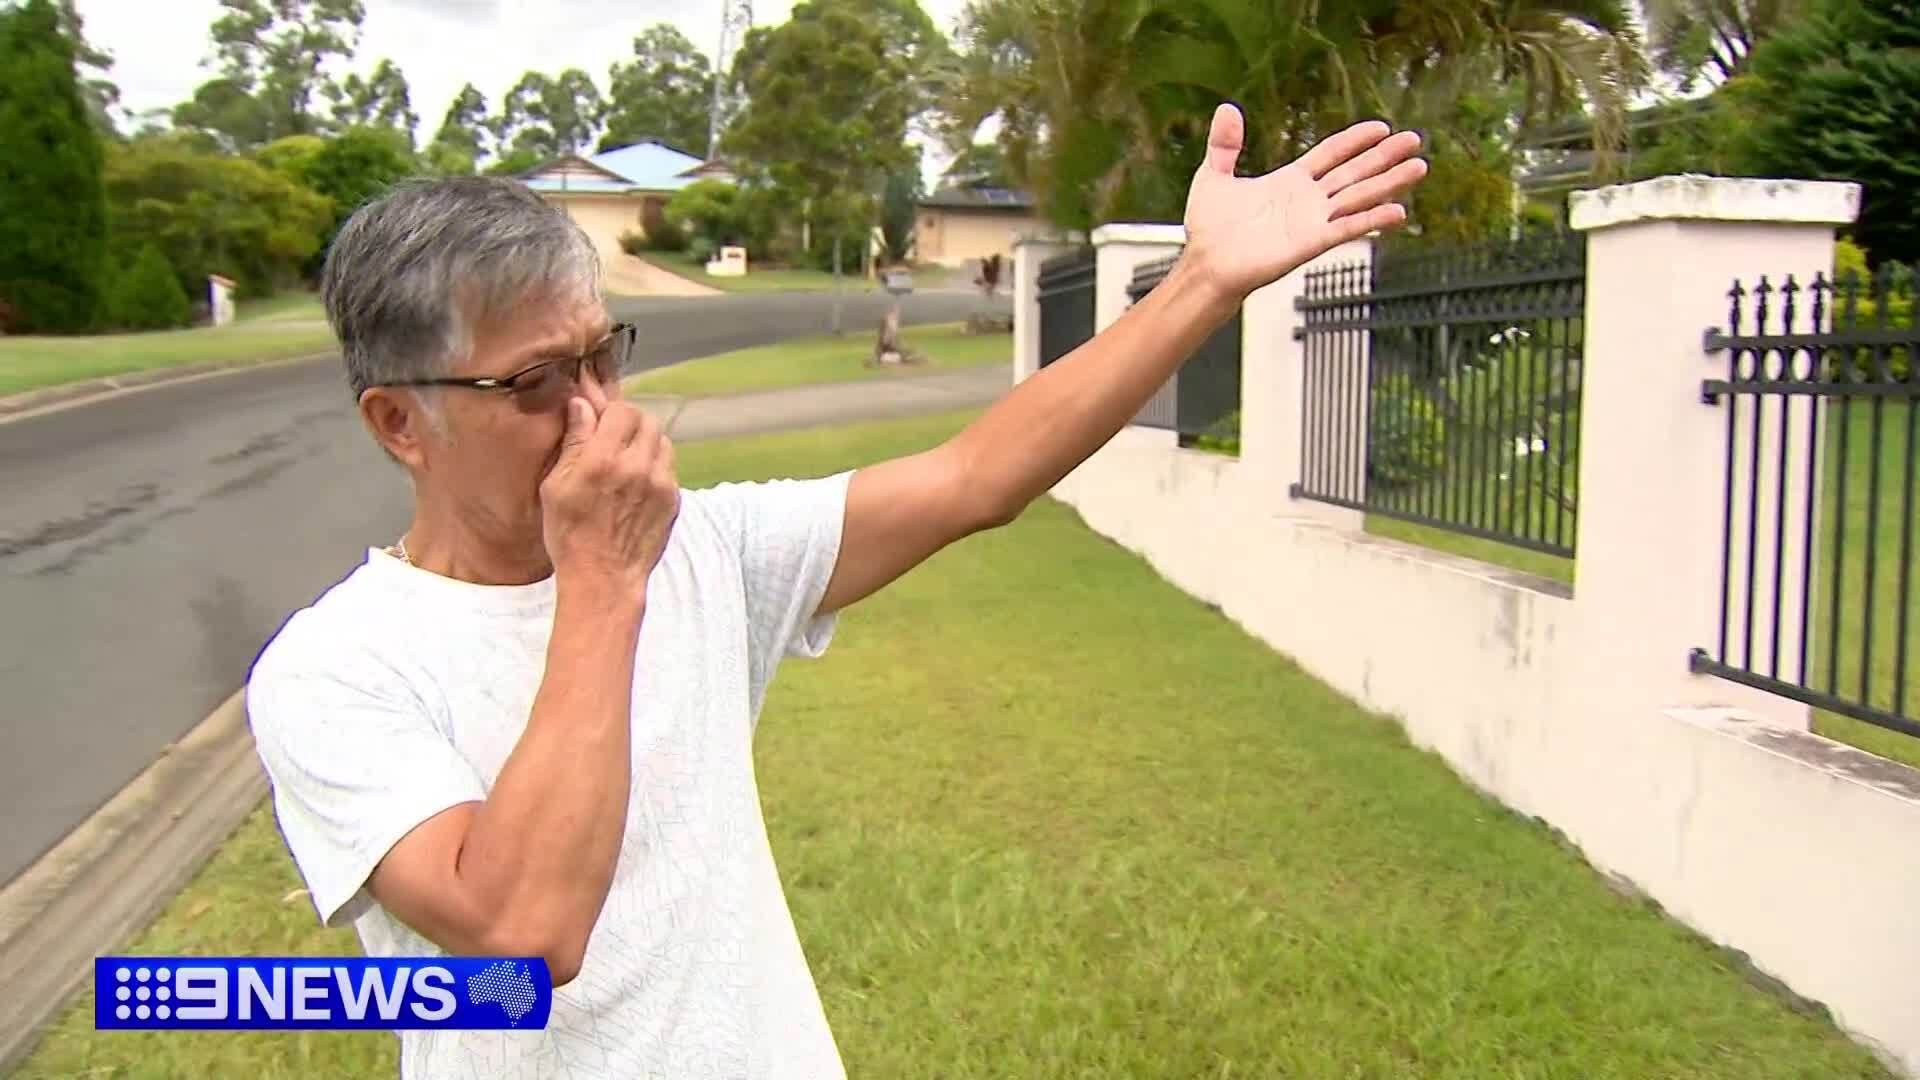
[1690,265,1920,742]
[1038,248,1095,368]
[1293,232,1587,557]
[1128,254,1242,445]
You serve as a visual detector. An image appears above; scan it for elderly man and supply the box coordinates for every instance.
[247,104,1424,1078]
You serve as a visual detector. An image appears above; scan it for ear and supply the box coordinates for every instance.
[358,387,436,469]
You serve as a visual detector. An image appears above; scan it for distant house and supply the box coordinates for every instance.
[520,141,733,255]
[913,185,1041,268]
[1514,99,1715,220]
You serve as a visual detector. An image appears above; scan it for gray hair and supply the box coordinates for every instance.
[321,176,603,399]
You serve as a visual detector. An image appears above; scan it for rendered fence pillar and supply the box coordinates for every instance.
[1090,223,1185,332]
[1569,176,1860,725]
[1012,236,1078,385]
[1092,223,1187,442]
[1239,237,1371,527]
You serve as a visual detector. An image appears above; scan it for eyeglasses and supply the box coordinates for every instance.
[380,323,637,412]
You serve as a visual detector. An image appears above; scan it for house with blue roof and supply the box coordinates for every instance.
[520,141,733,256]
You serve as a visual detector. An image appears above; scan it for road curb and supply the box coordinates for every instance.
[0,691,267,1073]
[0,351,337,426]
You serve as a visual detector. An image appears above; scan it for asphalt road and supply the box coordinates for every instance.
[0,289,1000,888]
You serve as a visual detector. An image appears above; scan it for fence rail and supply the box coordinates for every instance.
[1293,232,1588,558]
[1690,265,1919,741]
[1038,248,1095,369]
[1128,254,1241,444]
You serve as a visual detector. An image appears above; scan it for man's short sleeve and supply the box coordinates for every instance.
[692,472,852,706]
[246,651,485,928]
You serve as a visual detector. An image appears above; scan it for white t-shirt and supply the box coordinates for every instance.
[246,473,853,1079]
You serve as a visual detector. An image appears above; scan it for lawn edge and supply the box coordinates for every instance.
[0,350,337,426]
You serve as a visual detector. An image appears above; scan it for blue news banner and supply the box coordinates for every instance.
[95,957,553,1031]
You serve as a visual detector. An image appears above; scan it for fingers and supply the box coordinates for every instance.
[651,434,678,494]
[590,399,643,453]
[1202,103,1244,177]
[1328,203,1408,246]
[1294,120,1393,180]
[1318,129,1424,196]
[1328,158,1429,219]
[559,397,597,452]
[579,371,612,415]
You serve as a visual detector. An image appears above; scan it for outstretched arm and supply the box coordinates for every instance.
[817,105,1427,614]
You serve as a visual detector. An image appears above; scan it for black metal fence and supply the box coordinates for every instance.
[1038,248,1095,369]
[1690,265,1919,741]
[1292,232,1588,558]
[1128,254,1242,446]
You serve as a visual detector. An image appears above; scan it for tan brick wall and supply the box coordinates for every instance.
[541,193,648,255]
[914,207,1042,267]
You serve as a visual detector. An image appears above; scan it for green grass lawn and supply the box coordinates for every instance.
[624,322,1009,398]
[1808,400,1920,767]
[641,249,863,294]
[0,293,335,398]
[233,292,325,323]
[15,410,1891,1078]
[1366,514,1576,585]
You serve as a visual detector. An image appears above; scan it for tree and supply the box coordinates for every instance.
[484,146,546,176]
[172,77,275,150]
[102,245,191,330]
[601,24,713,155]
[1644,0,1805,90]
[495,68,605,160]
[255,133,329,179]
[0,0,108,332]
[266,125,415,265]
[942,0,1647,231]
[1399,82,1523,245]
[325,57,418,142]
[177,0,365,149]
[880,165,922,262]
[835,0,952,126]
[105,133,333,297]
[943,142,1016,188]
[54,0,119,136]
[665,179,747,249]
[725,0,919,256]
[425,82,489,175]
[1730,0,1920,261]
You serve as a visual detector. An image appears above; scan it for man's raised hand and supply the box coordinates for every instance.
[540,377,679,602]
[1183,104,1427,302]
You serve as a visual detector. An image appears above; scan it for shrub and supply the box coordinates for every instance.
[1368,389,1448,491]
[1189,410,1241,455]
[102,245,191,331]
[106,134,332,300]
[618,230,647,257]
[687,236,716,266]
[645,215,689,252]
[665,179,745,249]
[1835,238,1870,284]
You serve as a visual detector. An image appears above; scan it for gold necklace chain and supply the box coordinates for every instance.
[389,537,414,567]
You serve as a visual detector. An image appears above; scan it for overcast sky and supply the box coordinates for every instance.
[73,0,972,159]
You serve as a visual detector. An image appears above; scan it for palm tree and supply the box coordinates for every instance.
[1642,0,1805,90]
[941,0,1649,231]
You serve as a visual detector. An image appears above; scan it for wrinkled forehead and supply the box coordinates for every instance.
[458,288,612,373]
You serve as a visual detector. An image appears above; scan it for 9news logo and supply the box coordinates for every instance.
[94,957,553,1031]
